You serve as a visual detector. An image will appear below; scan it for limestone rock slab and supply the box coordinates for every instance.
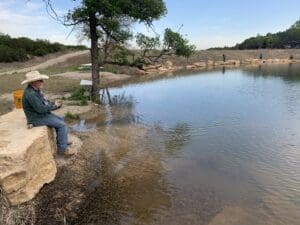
[0,110,57,205]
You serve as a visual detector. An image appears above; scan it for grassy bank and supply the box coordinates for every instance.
[0,73,80,96]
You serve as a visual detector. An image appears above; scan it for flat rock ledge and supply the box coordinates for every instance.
[0,109,57,205]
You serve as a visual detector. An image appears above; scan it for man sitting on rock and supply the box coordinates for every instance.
[21,71,74,156]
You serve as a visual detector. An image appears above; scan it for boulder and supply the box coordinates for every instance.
[215,60,241,66]
[145,69,160,74]
[164,60,173,68]
[234,60,241,65]
[279,58,291,63]
[207,60,214,66]
[193,62,206,67]
[264,59,273,64]
[251,59,261,64]
[185,65,196,69]
[227,60,240,65]
[142,64,162,71]
[214,61,223,66]
[0,110,57,205]
[243,59,253,64]
[158,66,169,71]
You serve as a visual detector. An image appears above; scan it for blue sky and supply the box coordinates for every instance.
[0,0,299,49]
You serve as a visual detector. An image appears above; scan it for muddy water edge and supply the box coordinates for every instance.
[31,105,223,225]
[21,119,162,224]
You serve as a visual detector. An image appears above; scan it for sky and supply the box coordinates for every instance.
[0,0,299,49]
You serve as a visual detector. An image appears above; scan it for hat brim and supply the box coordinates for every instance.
[21,75,49,85]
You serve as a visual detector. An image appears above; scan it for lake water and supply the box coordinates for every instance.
[77,64,300,225]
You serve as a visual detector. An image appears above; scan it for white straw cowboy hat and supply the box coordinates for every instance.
[21,71,49,85]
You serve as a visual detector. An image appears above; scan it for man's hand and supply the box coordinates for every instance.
[54,100,62,109]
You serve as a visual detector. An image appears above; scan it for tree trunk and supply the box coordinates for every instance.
[89,12,100,102]
[103,36,110,64]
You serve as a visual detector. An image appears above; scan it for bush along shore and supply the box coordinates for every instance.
[0,34,86,63]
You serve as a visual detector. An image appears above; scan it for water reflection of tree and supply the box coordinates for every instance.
[109,93,144,125]
[85,93,142,127]
[244,63,300,81]
[154,123,192,158]
[243,63,300,117]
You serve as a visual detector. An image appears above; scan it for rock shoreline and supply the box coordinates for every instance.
[47,57,300,90]
[0,110,57,205]
[142,58,299,75]
[0,109,83,206]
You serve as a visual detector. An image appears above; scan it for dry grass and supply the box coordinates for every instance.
[0,73,80,96]
[39,53,90,76]
[0,188,36,225]
[0,99,13,116]
[0,51,74,74]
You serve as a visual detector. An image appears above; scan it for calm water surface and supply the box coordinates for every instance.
[79,64,300,225]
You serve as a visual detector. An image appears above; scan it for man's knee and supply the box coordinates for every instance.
[48,116,66,129]
[52,114,64,121]
[32,115,66,129]
[56,120,67,129]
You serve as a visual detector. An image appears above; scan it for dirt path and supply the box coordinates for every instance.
[52,71,132,85]
[0,50,89,76]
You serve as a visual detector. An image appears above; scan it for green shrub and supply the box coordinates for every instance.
[132,57,146,69]
[65,112,80,121]
[111,45,132,65]
[33,48,48,56]
[80,99,88,106]
[0,34,87,62]
[0,45,27,62]
[68,87,89,104]
[235,20,300,49]
[69,87,85,100]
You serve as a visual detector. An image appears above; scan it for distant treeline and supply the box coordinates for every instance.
[0,34,87,62]
[210,20,300,50]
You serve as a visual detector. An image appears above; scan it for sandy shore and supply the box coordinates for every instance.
[52,71,131,86]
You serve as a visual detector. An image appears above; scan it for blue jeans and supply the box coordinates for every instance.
[32,114,68,152]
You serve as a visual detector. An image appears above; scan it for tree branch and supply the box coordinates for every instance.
[97,23,121,42]
[42,0,61,22]
[41,0,88,27]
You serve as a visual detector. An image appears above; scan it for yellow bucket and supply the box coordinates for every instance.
[13,90,24,109]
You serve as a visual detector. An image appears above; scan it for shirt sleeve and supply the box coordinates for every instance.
[26,92,57,114]
[48,100,56,108]
[49,101,60,111]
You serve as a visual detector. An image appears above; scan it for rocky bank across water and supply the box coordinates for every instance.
[141,57,299,75]
[50,57,300,87]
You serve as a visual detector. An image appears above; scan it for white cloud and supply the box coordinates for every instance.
[0,4,46,34]
[0,1,245,49]
[0,1,81,45]
[22,2,44,12]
